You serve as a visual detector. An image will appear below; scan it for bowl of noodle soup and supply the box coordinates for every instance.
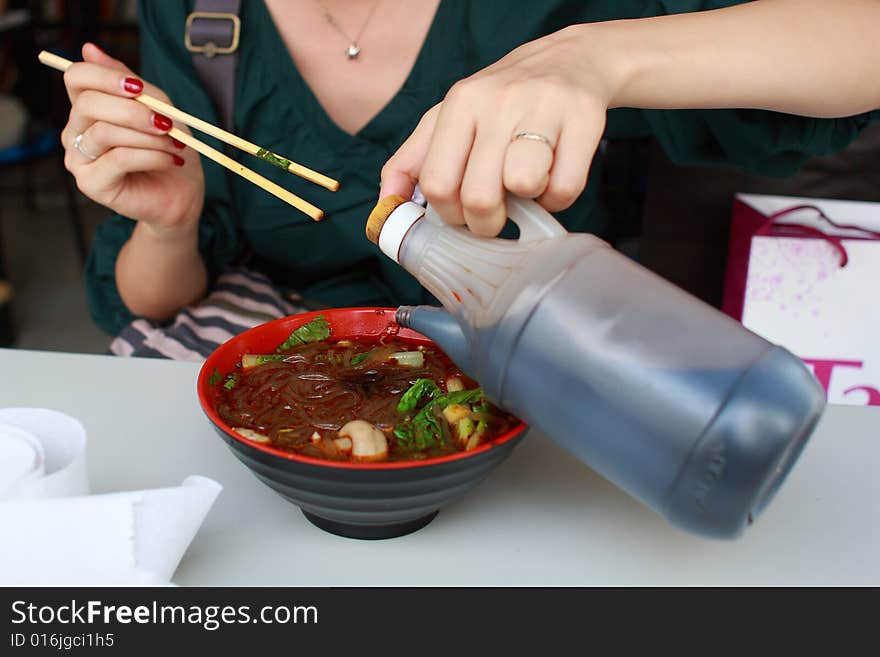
[198,307,527,539]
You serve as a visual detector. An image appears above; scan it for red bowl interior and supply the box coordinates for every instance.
[198,307,527,470]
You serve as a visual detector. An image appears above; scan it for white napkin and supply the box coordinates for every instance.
[0,409,221,585]
[0,408,88,500]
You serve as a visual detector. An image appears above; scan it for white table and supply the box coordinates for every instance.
[2,348,878,586]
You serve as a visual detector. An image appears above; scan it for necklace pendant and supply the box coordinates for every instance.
[346,43,361,59]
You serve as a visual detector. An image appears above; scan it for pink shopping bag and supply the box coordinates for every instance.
[723,194,880,406]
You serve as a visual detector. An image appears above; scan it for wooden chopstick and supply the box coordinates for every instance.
[136,93,340,192]
[38,50,326,220]
[164,127,323,220]
[38,51,338,192]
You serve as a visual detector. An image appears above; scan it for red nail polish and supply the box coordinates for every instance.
[170,137,185,149]
[172,154,185,167]
[123,77,143,94]
[152,114,173,131]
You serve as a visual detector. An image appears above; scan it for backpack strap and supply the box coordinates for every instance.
[184,0,241,131]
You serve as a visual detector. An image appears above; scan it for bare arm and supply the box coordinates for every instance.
[61,43,208,322]
[115,222,207,322]
[381,0,880,235]
[601,0,880,117]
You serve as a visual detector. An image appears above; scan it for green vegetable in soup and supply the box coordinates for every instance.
[394,407,443,451]
[349,349,423,369]
[242,354,287,369]
[397,378,441,413]
[456,416,475,443]
[393,424,414,446]
[394,380,488,451]
[412,403,445,449]
[412,389,483,447]
[207,368,222,386]
[439,389,483,407]
[276,315,331,352]
[389,351,424,368]
[350,351,371,366]
[223,373,239,390]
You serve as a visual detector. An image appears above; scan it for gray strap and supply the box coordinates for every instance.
[187,0,241,131]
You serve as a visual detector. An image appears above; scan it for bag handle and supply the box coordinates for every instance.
[186,0,241,132]
[756,204,880,268]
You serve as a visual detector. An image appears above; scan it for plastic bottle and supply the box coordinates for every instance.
[365,194,825,539]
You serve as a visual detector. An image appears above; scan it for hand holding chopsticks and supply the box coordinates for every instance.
[38,50,338,221]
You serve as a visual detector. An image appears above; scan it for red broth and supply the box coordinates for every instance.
[213,337,518,462]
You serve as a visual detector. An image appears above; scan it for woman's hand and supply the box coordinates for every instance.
[61,43,209,322]
[380,0,880,237]
[380,25,616,237]
[61,43,205,238]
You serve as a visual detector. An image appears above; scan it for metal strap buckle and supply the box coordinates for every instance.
[184,11,241,58]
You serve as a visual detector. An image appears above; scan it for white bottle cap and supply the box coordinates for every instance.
[376,201,426,264]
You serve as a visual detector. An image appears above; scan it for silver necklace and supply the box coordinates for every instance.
[315,0,382,59]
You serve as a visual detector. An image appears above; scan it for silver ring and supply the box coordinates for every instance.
[512,132,555,149]
[73,132,98,161]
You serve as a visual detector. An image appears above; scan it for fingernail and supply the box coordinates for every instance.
[172,154,185,167]
[152,113,173,131]
[122,77,143,94]
[170,137,185,149]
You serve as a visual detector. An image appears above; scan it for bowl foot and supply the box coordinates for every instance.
[302,510,439,540]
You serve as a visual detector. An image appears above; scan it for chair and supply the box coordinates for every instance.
[0,6,89,346]
[0,125,90,347]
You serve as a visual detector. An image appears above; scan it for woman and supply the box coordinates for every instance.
[61,0,879,358]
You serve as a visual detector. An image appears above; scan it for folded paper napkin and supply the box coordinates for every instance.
[0,408,221,585]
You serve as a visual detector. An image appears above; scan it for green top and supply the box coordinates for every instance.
[86,0,878,334]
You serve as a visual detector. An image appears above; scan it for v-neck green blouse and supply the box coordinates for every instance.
[86,0,878,334]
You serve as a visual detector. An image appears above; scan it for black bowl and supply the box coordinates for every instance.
[198,308,528,540]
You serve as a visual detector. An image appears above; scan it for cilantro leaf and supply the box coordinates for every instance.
[412,405,444,449]
[440,389,483,407]
[397,378,441,413]
[276,315,331,353]
[393,425,415,448]
[395,382,485,451]
[350,351,370,366]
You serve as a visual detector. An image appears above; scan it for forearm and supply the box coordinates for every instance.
[589,0,880,118]
[115,222,207,322]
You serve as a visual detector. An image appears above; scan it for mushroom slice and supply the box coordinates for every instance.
[333,437,353,453]
[338,420,388,462]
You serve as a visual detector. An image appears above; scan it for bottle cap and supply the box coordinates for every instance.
[365,195,426,263]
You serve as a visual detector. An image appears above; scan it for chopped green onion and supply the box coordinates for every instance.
[456,417,475,443]
[256,148,292,171]
[389,351,424,368]
[242,354,287,369]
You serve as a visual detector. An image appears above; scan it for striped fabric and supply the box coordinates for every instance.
[110,268,306,361]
